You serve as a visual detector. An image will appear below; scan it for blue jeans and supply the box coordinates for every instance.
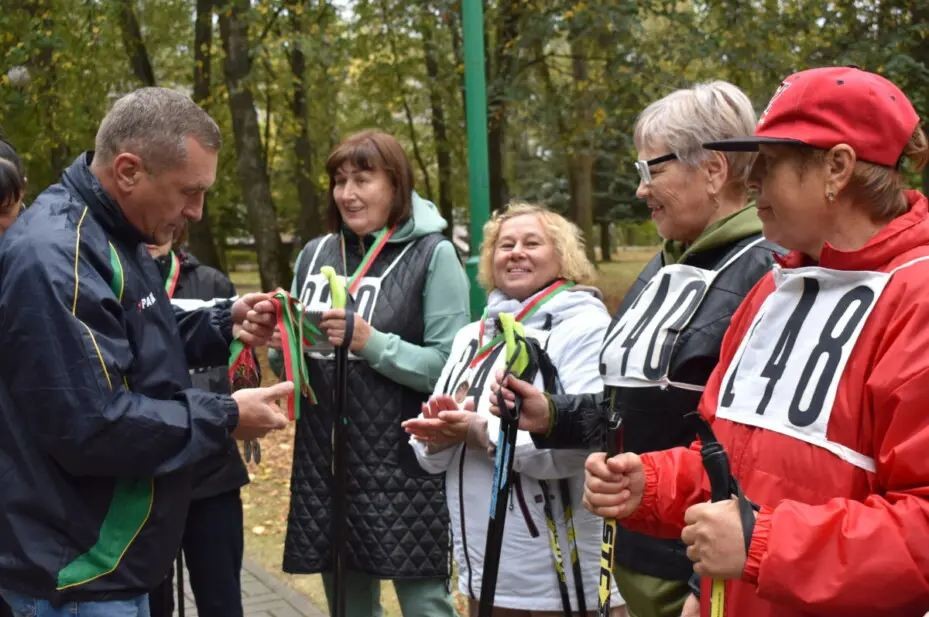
[0,591,150,617]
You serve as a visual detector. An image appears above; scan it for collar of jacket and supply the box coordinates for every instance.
[662,203,763,265]
[777,190,929,270]
[60,152,150,246]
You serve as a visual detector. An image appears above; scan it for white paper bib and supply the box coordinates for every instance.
[298,273,382,324]
[297,234,414,361]
[438,326,553,445]
[600,239,763,390]
[715,265,899,471]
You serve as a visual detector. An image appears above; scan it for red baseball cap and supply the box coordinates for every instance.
[704,66,919,167]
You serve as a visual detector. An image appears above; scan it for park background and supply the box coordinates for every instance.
[3,1,929,614]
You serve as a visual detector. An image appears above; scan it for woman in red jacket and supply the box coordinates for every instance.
[584,66,929,616]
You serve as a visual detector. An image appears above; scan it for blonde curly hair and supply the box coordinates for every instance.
[477,202,596,292]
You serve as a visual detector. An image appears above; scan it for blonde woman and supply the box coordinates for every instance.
[404,203,626,616]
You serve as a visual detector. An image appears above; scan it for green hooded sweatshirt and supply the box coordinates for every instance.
[273,192,470,393]
[661,204,763,265]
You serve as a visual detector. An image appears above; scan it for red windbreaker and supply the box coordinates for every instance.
[624,191,929,616]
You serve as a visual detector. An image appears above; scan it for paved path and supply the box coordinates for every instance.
[172,557,327,617]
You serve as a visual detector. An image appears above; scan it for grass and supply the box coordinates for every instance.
[229,247,654,616]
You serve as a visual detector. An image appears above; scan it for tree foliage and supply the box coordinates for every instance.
[1,0,928,271]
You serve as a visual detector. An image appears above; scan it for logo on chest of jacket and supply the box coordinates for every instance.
[137,292,157,312]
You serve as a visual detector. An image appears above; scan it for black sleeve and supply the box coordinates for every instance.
[531,392,609,450]
[173,302,235,368]
[0,231,237,479]
[173,263,238,369]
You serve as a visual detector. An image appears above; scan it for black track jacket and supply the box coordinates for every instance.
[0,153,238,604]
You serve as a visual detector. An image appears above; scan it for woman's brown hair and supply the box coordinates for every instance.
[798,125,929,220]
[324,130,414,232]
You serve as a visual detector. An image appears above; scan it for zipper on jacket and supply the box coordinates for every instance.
[513,473,540,537]
[458,446,476,599]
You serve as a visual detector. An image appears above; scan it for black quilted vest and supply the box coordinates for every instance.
[283,229,451,579]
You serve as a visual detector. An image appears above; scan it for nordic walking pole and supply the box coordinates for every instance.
[176,550,185,617]
[478,313,530,617]
[598,399,623,617]
[684,412,757,617]
[321,266,348,617]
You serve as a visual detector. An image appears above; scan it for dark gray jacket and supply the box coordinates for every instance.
[155,251,249,500]
[536,233,782,580]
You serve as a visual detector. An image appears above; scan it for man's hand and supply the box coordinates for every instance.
[320,309,372,352]
[268,326,282,351]
[230,380,292,440]
[681,498,750,580]
[488,368,550,433]
[232,293,277,347]
[583,452,645,519]
[402,395,482,452]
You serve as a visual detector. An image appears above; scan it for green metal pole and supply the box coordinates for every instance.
[461,0,491,319]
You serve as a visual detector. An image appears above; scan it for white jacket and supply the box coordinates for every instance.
[411,286,623,610]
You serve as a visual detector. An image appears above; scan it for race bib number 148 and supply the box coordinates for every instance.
[716,267,888,470]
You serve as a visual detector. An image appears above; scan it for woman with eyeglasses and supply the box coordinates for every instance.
[583,66,929,617]
[489,81,782,617]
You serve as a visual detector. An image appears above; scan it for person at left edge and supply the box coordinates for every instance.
[275,129,470,617]
[0,136,27,617]
[0,87,289,617]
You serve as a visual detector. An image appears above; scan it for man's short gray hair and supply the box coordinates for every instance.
[634,81,756,185]
[94,87,221,172]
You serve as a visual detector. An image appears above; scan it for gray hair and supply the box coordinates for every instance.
[634,81,756,185]
[94,87,221,172]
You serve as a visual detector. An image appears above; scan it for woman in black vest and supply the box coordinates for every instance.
[490,82,783,617]
[279,130,470,617]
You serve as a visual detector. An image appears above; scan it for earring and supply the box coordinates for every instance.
[826,190,835,202]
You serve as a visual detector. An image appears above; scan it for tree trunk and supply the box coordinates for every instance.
[117,0,156,87]
[186,0,226,272]
[487,0,520,211]
[219,0,288,289]
[288,4,325,249]
[379,0,433,199]
[568,34,596,261]
[599,220,612,263]
[419,3,454,234]
[569,152,596,262]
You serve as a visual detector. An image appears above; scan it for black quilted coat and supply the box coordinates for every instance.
[282,229,451,579]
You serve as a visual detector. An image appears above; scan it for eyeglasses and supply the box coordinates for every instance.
[635,153,678,185]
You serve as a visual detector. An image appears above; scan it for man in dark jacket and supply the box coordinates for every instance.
[147,239,250,617]
[0,87,290,617]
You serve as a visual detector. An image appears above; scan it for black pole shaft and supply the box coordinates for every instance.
[331,344,348,617]
[176,550,185,617]
[477,419,518,617]
[598,410,622,617]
